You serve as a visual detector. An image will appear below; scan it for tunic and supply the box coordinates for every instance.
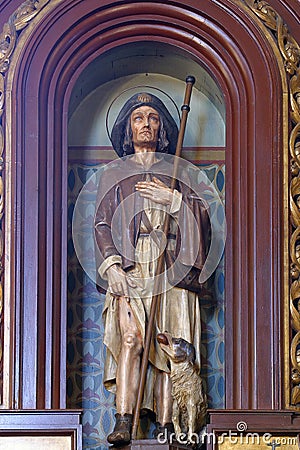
[94,156,209,411]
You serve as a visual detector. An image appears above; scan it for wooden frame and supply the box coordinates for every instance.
[207,410,300,450]
[0,0,299,428]
[0,410,82,449]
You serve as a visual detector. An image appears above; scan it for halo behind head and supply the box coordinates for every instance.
[110,92,179,157]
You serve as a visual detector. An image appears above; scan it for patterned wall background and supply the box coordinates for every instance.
[67,148,225,450]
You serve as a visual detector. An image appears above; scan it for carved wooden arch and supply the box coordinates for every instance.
[0,0,295,412]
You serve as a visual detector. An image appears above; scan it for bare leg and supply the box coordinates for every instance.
[107,297,143,445]
[154,371,173,425]
[116,296,143,414]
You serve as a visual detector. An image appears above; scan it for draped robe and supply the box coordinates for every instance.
[94,156,209,411]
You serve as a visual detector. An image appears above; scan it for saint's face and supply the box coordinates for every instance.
[130,106,160,152]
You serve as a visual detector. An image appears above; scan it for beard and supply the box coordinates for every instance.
[133,133,158,150]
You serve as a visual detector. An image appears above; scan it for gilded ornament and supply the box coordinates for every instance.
[13,0,50,31]
[290,331,300,368]
[291,368,300,384]
[247,0,278,30]
[291,385,300,404]
[290,179,300,227]
[0,22,16,74]
[290,281,300,331]
[243,0,300,407]
[0,126,3,160]
[290,263,300,280]
[291,160,300,177]
[291,73,300,124]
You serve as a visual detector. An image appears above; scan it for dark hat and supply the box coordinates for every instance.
[111,92,179,157]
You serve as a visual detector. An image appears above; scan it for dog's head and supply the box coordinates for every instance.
[157,332,196,364]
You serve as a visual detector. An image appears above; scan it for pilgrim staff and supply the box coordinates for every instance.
[132,76,196,439]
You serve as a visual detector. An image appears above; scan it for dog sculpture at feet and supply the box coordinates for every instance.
[157,332,207,446]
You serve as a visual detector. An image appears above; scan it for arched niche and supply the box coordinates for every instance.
[68,42,225,147]
[0,0,292,435]
[66,42,226,445]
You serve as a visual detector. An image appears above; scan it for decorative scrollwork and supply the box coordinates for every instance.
[244,0,278,31]
[0,0,50,75]
[291,78,300,128]
[290,107,300,405]
[244,0,300,75]
[244,0,300,407]
[0,0,50,404]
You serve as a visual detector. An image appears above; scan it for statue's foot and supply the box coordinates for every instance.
[107,413,132,447]
[153,421,175,440]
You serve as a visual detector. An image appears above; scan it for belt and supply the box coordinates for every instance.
[139,232,176,240]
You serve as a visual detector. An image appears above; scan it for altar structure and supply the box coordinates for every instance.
[0,0,299,449]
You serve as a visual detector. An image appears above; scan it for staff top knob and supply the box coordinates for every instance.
[186,75,195,84]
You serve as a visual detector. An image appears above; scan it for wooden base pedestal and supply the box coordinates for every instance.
[207,410,300,450]
[0,410,82,449]
[114,438,190,450]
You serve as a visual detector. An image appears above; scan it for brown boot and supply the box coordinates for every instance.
[153,422,174,441]
[107,413,133,446]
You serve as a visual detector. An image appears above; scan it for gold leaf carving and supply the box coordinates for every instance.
[291,281,300,331]
[0,1,50,76]
[246,1,278,31]
[243,0,300,406]
[244,0,300,76]
[0,22,16,74]
[291,75,300,124]
[291,230,300,268]
[0,73,4,116]
[0,128,3,158]
[277,16,300,75]
[0,178,4,222]
[291,331,300,372]
[289,50,300,405]
[290,331,300,405]
[291,385,300,405]
[290,178,300,228]
[13,0,51,32]
[290,126,300,162]
[0,282,3,317]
